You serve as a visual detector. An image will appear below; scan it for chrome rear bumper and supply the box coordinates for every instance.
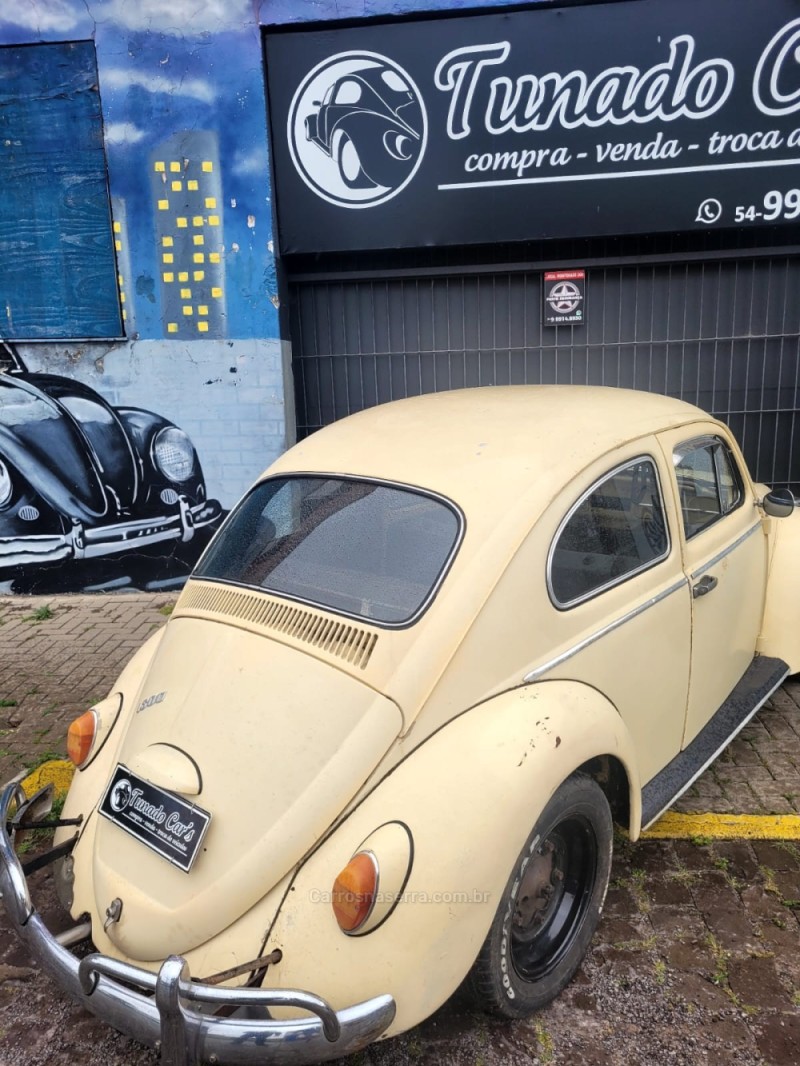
[0,784,396,1065]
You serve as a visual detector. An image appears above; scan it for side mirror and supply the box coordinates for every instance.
[762,488,796,518]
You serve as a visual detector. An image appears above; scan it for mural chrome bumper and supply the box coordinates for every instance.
[0,499,221,568]
[0,785,396,1066]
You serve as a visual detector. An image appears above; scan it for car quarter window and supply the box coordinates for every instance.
[673,436,743,540]
[548,457,670,609]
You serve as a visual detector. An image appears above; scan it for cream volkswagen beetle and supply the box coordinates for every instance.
[1,386,798,1065]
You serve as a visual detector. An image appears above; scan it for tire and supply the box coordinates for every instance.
[466,773,613,1018]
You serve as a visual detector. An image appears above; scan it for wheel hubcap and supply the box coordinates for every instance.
[513,839,565,937]
[510,816,597,983]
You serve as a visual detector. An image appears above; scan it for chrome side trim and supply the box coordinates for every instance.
[690,522,762,579]
[0,785,396,1066]
[523,577,688,682]
[640,663,789,830]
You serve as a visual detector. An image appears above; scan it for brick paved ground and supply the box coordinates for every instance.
[0,594,174,783]
[673,683,800,816]
[0,594,799,1065]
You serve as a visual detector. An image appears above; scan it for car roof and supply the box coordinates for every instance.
[267,386,716,558]
[272,385,706,497]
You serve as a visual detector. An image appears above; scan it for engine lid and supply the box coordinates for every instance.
[90,616,402,960]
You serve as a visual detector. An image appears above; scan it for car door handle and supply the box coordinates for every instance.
[692,574,718,598]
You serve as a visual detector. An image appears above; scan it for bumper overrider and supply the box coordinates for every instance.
[0,784,396,1066]
[0,498,221,569]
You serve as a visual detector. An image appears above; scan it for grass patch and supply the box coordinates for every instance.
[158,603,174,617]
[534,1021,555,1064]
[0,698,18,708]
[23,605,54,623]
[760,865,780,896]
[629,867,651,914]
[705,933,730,989]
[613,934,658,952]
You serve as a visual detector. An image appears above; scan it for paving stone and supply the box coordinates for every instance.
[665,939,715,974]
[669,972,732,1012]
[751,1012,800,1065]
[712,842,760,882]
[701,907,759,951]
[649,906,708,940]
[727,955,791,1010]
[751,841,800,872]
[741,883,791,923]
[647,876,695,907]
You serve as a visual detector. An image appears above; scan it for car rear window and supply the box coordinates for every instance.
[195,476,462,626]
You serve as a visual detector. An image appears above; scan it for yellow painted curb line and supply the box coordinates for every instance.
[20,759,75,802]
[642,811,800,840]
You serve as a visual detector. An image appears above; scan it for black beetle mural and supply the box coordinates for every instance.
[0,341,221,593]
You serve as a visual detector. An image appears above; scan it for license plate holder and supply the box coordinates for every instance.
[99,764,211,872]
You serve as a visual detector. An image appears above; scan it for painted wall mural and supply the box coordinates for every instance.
[0,0,533,594]
[0,40,121,339]
[0,0,283,593]
[0,340,221,592]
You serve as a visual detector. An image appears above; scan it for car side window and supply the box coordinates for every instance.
[548,457,670,609]
[673,436,743,539]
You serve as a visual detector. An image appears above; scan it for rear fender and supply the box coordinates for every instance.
[267,680,640,1036]
[757,507,800,673]
[54,627,168,852]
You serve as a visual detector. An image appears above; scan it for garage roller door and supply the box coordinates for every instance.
[289,255,800,491]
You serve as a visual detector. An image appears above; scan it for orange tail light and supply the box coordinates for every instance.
[332,851,379,933]
[66,710,97,768]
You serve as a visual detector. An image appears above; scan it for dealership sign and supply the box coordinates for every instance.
[264,0,800,253]
[543,270,586,326]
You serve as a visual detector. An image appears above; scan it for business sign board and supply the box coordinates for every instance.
[543,270,586,325]
[264,0,800,253]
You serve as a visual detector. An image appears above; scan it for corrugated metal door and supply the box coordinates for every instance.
[289,256,800,490]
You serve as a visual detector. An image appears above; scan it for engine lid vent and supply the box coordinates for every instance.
[174,581,379,669]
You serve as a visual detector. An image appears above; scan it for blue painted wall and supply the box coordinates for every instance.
[1,3,279,343]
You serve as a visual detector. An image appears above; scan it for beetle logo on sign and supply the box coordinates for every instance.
[109,778,132,813]
[287,51,428,208]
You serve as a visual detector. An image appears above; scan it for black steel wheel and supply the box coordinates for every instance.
[466,773,613,1018]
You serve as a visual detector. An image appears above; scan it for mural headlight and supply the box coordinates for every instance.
[152,428,195,483]
[0,458,13,509]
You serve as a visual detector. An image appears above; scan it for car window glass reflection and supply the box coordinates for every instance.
[673,437,742,539]
[196,476,461,625]
[549,458,669,608]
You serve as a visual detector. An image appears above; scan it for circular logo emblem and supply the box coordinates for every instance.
[287,50,427,209]
[546,281,583,315]
[110,778,132,812]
